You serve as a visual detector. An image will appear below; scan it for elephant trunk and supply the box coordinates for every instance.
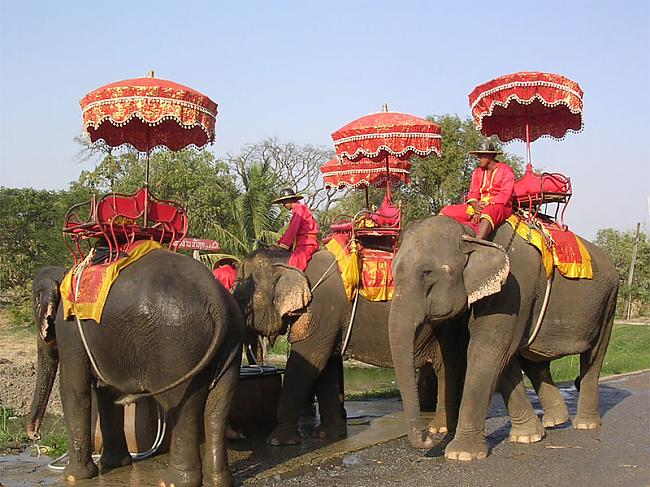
[389,289,434,449]
[27,339,58,440]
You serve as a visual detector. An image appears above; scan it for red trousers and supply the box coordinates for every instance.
[440,203,512,234]
[288,236,319,271]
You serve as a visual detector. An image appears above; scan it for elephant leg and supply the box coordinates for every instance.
[427,330,463,436]
[418,363,438,412]
[267,343,332,446]
[202,363,238,487]
[310,356,347,439]
[574,304,615,430]
[498,358,545,443]
[521,359,569,428]
[58,357,99,481]
[96,387,132,471]
[160,386,208,487]
[445,337,508,461]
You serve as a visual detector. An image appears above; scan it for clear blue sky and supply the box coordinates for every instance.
[1,0,648,238]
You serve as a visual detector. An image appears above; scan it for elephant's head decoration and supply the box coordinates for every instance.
[233,250,312,343]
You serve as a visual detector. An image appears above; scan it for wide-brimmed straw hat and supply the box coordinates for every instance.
[468,140,502,155]
[272,188,304,204]
[212,256,239,269]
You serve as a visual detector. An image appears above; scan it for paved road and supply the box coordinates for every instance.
[1,371,648,486]
[254,371,650,487]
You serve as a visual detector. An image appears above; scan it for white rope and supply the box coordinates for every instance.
[72,253,112,386]
[340,290,360,357]
[524,271,554,348]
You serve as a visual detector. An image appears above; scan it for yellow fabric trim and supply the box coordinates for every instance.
[479,213,494,229]
[506,215,554,278]
[60,241,162,323]
[324,239,356,301]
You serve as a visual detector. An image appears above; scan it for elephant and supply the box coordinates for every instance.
[232,248,468,446]
[389,215,619,460]
[26,249,243,487]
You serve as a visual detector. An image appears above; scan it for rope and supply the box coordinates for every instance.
[340,290,360,357]
[72,251,112,386]
[524,272,554,348]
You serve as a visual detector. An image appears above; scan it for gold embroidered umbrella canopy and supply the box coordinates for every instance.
[80,70,218,186]
[469,71,583,164]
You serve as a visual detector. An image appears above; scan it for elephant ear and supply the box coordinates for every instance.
[272,263,312,317]
[461,235,510,305]
[32,269,64,342]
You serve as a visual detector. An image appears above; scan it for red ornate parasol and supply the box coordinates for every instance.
[80,71,218,153]
[469,71,583,163]
[321,155,411,190]
[332,106,441,162]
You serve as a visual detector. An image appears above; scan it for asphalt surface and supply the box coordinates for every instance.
[1,371,648,487]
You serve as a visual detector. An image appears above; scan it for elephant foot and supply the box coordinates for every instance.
[305,422,347,439]
[202,470,234,487]
[407,428,435,449]
[573,413,602,430]
[542,404,570,428]
[444,435,488,461]
[509,417,546,444]
[266,427,302,446]
[99,450,132,471]
[427,411,457,435]
[62,460,99,482]
[159,466,202,487]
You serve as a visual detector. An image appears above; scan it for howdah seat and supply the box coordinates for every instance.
[513,164,572,229]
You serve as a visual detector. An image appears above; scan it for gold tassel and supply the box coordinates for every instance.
[345,239,360,292]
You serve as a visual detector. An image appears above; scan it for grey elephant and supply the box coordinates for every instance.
[389,216,618,460]
[233,248,467,446]
[27,250,243,487]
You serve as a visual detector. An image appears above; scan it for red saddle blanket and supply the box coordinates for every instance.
[506,214,592,279]
[60,240,162,323]
[324,233,394,301]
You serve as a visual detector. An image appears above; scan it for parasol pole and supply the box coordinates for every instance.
[385,153,392,201]
[525,122,532,166]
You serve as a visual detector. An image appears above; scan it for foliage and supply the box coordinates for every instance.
[210,160,285,259]
[595,228,649,317]
[225,137,338,210]
[71,147,240,241]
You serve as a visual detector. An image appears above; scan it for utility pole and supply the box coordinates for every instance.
[626,222,641,320]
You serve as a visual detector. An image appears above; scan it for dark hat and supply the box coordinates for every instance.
[272,188,304,204]
[468,140,502,155]
[213,256,239,269]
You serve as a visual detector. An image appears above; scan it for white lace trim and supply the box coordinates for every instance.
[336,144,441,160]
[323,174,405,189]
[83,112,215,140]
[334,131,441,145]
[323,167,410,176]
[470,80,582,111]
[82,96,217,118]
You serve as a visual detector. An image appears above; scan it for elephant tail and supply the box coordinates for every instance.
[116,298,240,406]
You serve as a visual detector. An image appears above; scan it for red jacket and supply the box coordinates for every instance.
[466,162,515,207]
[212,265,237,291]
[278,203,319,250]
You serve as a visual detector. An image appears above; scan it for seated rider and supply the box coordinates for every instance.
[212,257,239,292]
[441,140,515,240]
[273,188,320,271]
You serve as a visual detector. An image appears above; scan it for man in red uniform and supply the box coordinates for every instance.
[212,257,239,291]
[273,188,319,271]
[441,141,515,240]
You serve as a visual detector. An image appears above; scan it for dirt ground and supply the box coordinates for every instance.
[0,311,63,417]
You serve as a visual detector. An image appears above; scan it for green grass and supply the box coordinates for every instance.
[0,407,68,457]
[548,324,650,383]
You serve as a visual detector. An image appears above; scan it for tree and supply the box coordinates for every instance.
[210,161,285,259]
[595,228,650,317]
[224,137,339,211]
[71,147,240,240]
